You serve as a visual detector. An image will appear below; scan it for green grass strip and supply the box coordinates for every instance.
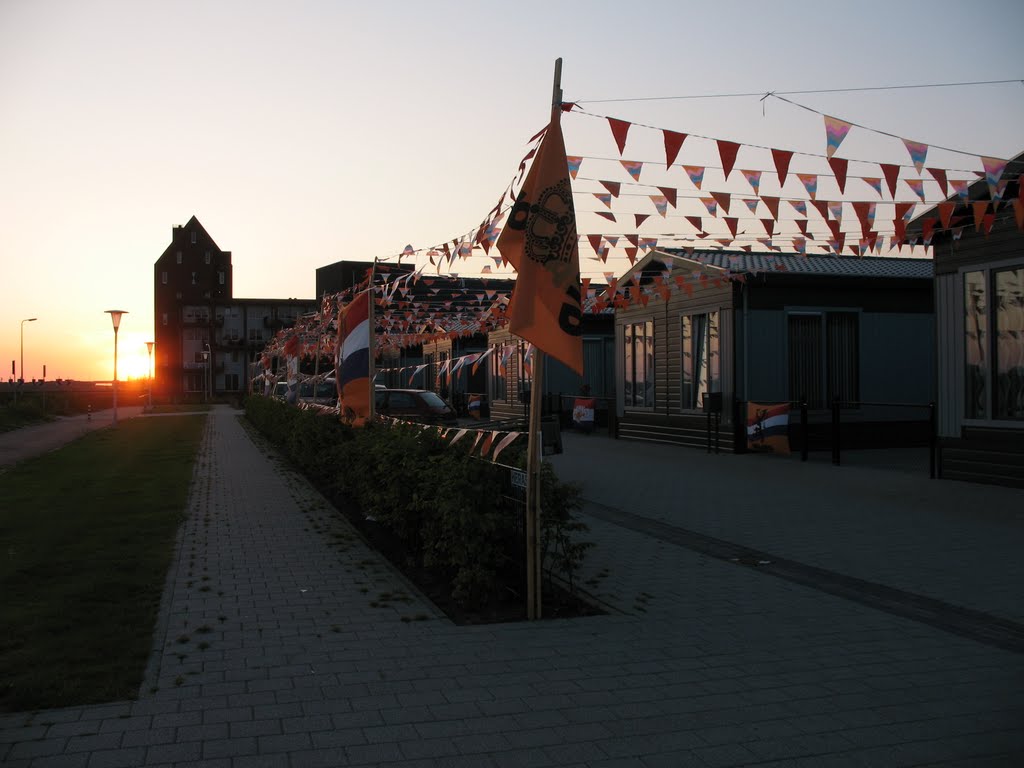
[0,415,205,712]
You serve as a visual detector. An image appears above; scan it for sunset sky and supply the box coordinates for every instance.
[2,0,1022,382]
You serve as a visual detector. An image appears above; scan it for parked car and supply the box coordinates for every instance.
[299,378,338,406]
[374,388,458,427]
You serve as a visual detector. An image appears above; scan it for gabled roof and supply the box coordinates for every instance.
[622,249,932,285]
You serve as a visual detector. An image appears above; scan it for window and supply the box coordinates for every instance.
[205,251,211,265]
[788,311,859,408]
[176,252,182,264]
[162,313,168,326]
[681,311,720,410]
[190,231,197,244]
[518,343,533,402]
[161,271,168,284]
[490,344,508,402]
[623,320,655,407]
[966,266,1024,420]
[218,271,225,285]
[249,328,263,342]
[191,272,198,285]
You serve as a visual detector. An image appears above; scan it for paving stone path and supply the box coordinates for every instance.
[2,407,1022,767]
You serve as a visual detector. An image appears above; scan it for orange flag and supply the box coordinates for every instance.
[497,115,583,375]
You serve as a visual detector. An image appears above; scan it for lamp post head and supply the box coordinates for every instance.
[145,341,154,354]
[105,309,128,331]
[23,317,37,323]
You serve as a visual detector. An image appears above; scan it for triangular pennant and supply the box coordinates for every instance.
[740,169,762,195]
[981,156,1008,199]
[972,201,989,231]
[823,115,853,158]
[657,186,678,208]
[599,180,621,197]
[742,198,760,215]
[795,219,809,236]
[685,215,702,232]
[650,195,668,217]
[811,199,829,221]
[711,191,731,214]
[903,139,928,174]
[700,197,718,216]
[684,165,705,190]
[797,173,818,200]
[828,156,849,194]
[789,199,807,217]
[594,211,617,222]
[761,218,775,236]
[827,201,843,222]
[593,193,613,208]
[566,156,583,180]
[926,167,948,198]
[904,178,926,203]
[663,130,687,169]
[620,160,643,182]
[634,213,650,228]
[949,179,971,201]
[862,177,882,197]
[717,139,741,180]
[587,234,603,254]
[881,163,901,198]
[937,202,955,230]
[608,117,631,155]
[624,247,638,265]
[761,196,780,220]
[852,202,873,238]
[723,217,739,238]
[772,148,793,187]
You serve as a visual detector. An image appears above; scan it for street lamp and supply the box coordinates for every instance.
[145,341,155,410]
[201,344,210,403]
[16,317,37,404]
[105,310,128,424]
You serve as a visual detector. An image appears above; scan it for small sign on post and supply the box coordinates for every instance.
[510,469,527,489]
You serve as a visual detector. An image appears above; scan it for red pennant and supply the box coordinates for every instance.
[599,180,621,197]
[927,167,949,197]
[795,219,809,236]
[881,163,900,198]
[594,211,616,222]
[972,201,989,231]
[761,195,780,221]
[811,200,830,221]
[761,219,775,236]
[827,218,841,239]
[711,191,731,214]
[921,219,936,244]
[625,234,639,248]
[587,234,603,254]
[624,247,638,264]
[772,148,793,186]
[634,213,650,228]
[685,215,702,232]
[724,217,739,237]
[937,202,955,230]
[828,156,849,194]
[608,117,631,155]
[657,186,678,208]
[663,130,687,169]
[894,217,906,244]
[717,140,741,180]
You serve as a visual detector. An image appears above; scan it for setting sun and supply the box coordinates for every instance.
[116,332,156,381]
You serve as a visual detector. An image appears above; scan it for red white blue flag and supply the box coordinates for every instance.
[335,289,372,426]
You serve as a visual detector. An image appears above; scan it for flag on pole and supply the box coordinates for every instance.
[498,115,583,374]
[335,289,372,426]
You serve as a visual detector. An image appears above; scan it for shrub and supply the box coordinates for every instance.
[244,396,590,610]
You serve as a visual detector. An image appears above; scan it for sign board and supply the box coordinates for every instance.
[510,469,527,489]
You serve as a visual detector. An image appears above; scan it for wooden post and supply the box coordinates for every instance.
[369,260,377,421]
[525,58,564,621]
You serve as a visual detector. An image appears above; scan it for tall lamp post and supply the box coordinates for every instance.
[17,317,37,404]
[105,310,128,424]
[204,342,212,403]
[201,345,210,403]
[145,341,155,410]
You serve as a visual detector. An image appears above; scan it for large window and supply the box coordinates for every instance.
[788,311,859,408]
[681,311,719,410]
[624,320,655,407]
[966,266,1024,421]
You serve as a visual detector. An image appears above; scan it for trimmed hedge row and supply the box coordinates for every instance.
[244,396,590,607]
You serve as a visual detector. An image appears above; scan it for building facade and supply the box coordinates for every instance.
[153,216,315,400]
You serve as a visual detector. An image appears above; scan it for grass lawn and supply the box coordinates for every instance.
[0,415,205,712]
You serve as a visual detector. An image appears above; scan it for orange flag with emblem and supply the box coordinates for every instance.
[497,115,583,374]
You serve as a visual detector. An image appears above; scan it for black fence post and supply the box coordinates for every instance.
[929,401,937,479]
[831,397,841,466]
[800,397,808,462]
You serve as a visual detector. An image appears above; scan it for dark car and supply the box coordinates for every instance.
[374,388,458,427]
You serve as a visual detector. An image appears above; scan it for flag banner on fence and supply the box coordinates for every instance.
[572,397,596,432]
[335,289,372,427]
[497,113,584,375]
[467,393,484,419]
[746,402,790,454]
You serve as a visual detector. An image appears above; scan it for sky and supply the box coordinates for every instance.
[1,0,1022,382]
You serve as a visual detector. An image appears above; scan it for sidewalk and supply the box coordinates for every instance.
[0,407,145,469]
[1,406,1022,767]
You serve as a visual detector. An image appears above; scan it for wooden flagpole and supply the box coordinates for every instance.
[369,259,377,421]
[525,58,563,621]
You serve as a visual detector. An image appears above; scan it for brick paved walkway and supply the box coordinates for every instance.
[2,407,1022,766]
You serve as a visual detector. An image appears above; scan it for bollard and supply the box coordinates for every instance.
[87,404,92,421]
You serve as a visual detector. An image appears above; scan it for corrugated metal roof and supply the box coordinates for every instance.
[660,249,933,279]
